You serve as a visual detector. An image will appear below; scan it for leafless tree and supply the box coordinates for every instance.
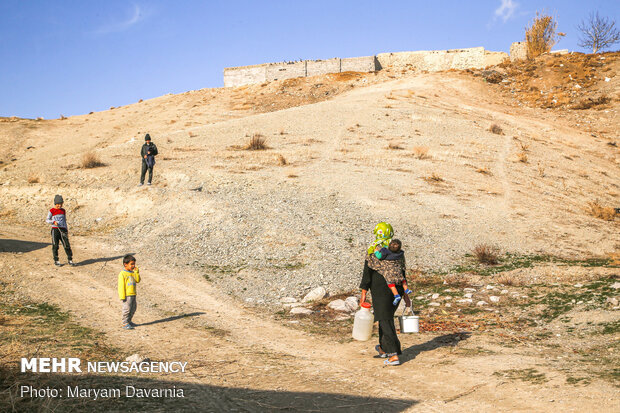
[577,12,620,53]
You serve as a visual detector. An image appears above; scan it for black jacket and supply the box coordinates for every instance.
[141,143,158,159]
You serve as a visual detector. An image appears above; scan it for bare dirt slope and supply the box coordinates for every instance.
[0,54,619,411]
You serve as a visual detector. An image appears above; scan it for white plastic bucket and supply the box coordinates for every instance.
[398,307,419,333]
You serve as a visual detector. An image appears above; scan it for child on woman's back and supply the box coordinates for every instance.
[367,239,411,305]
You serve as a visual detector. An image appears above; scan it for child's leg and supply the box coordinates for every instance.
[51,228,61,261]
[128,296,137,324]
[59,230,73,260]
[388,284,398,296]
[122,299,131,326]
[402,281,412,294]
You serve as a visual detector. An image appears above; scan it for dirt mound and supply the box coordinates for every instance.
[470,51,619,110]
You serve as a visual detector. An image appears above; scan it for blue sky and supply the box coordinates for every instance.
[1,0,618,119]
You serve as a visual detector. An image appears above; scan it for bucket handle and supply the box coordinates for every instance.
[401,305,415,317]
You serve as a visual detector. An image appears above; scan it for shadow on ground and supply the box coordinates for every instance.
[400,332,471,364]
[138,312,206,327]
[0,239,49,253]
[1,368,418,412]
[74,254,132,267]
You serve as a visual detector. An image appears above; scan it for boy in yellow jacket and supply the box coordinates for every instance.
[118,254,140,330]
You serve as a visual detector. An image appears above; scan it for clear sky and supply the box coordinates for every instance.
[1,0,618,119]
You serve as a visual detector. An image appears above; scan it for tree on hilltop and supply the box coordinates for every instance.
[577,12,620,53]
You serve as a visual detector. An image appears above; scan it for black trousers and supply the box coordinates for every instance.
[378,319,402,355]
[140,161,153,184]
[51,227,72,261]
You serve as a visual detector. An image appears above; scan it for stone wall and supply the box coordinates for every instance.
[510,42,528,61]
[224,48,509,87]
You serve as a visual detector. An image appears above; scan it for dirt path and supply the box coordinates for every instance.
[2,227,618,412]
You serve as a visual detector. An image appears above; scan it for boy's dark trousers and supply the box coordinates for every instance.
[140,160,153,184]
[51,227,72,261]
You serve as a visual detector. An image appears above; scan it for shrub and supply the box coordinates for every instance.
[587,200,617,221]
[525,12,563,59]
[473,244,500,265]
[277,154,287,165]
[423,173,444,183]
[388,142,404,150]
[81,152,105,169]
[489,124,503,135]
[476,167,491,175]
[27,174,40,183]
[245,134,267,150]
[517,151,528,163]
[412,146,429,159]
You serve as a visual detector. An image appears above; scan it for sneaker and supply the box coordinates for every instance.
[129,322,138,327]
[122,324,134,330]
[68,260,76,266]
[392,294,402,306]
[138,183,144,186]
[405,288,412,295]
[147,182,151,186]
[375,345,388,358]
[384,357,400,366]
[54,261,61,267]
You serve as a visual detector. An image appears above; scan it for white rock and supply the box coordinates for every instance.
[283,303,303,309]
[489,296,500,303]
[280,297,297,303]
[464,288,476,292]
[345,296,359,311]
[429,302,440,306]
[302,287,327,302]
[606,297,619,306]
[500,290,509,295]
[476,301,487,306]
[290,307,313,315]
[415,296,425,300]
[464,293,473,298]
[611,282,620,289]
[574,283,583,288]
[605,77,610,82]
[126,354,149,363]
[327,299,349,312]
[444,296,452,300]
[486,285,495,290]
[445,303,452,308]
[431,293,440,299]
[574,84,581,89]
[457,298,473,304]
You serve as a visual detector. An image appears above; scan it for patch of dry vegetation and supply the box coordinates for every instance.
[245,134,268,150]
[587,200,617,221]
[473,244,500,265]
[423,173,444,183]
[27,174,40,184]
[489,124,504,135]
[388,142,404,150]
[277,154,287,165]
[412,146,429,159]
[80,152,106,169]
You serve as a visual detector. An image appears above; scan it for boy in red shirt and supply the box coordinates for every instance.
[45,195,74,266]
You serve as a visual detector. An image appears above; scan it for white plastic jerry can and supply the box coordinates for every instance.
[352,302,374,341]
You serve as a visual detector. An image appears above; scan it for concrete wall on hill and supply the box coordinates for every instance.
[376,47,507,71]
[224,48,509,87]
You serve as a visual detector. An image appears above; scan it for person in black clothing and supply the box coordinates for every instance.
[139,134,158,186]
[360,260,411,366]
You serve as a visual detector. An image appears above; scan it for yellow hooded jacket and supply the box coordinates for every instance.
[118,268,140,300]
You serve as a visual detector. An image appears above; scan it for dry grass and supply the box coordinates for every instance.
[423,173,444,183]
[517,151,529,163]
[279,128,286,135]
[587,200,617,221]
[287,174,298,178]
[525,12,563,59]
[537,163,546,177]
[570,96,611,110]
[497,274,524,287]
[476,167,491,175]
[245,134,268,150]
[277,154,287,166]
[518,142,530,152]
[388,142,404,150]
[0,208,15,218]
[473,244,500,265]
[489,124,504,135]
[80,152,106,169]
[27,174,40,183]
[412,146,429,159]
[188,131,196,138]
